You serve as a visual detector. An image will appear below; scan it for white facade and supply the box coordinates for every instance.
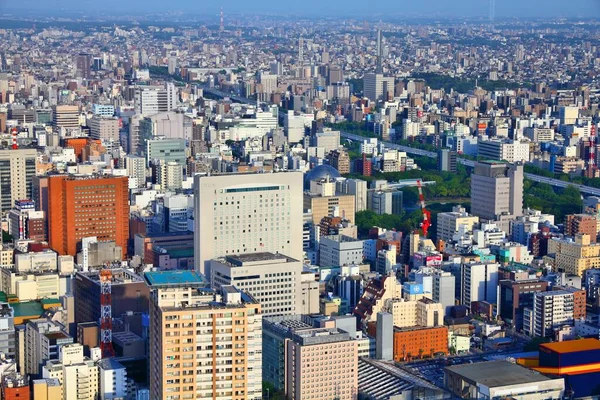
[42,343,99,400]
[460,263,499,305]
[478,139,530,163]
[319,235,364,267]
[210,253,303,316]
[194,172,303,276]
[98,358,128,400]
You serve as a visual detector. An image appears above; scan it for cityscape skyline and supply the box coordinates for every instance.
[2,0,600,18]
[2,2,600,398]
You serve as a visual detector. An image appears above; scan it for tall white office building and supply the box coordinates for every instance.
[194,172,303,276]
[134,83,177,115]
[460,263,499,306]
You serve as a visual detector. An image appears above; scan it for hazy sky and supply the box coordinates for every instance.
[3,0,600,17]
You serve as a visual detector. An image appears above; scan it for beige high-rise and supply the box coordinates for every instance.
[0,149,37,215]
[146,271,262,400]
[194,172,303,277]
[285,328,358,400]
[41,343,99,400]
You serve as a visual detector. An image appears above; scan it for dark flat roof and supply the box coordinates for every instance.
[445,361,552,387]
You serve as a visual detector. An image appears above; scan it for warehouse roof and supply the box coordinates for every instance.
[445,361,551,387]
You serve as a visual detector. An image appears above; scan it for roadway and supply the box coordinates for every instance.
[341,132,600,197]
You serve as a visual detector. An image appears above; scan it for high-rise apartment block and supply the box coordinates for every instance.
[0,148,37,215]
[546,234,600,277]
[498,279,548,330]
[125,155,147,189]
[524,290,576,338]
[75,53,91,79]
[470,161,523,221]
[47,175,129,258]
[41,343,98,400]
[210,253,303,316]
[262,315,358,400]
[146,271,263,400]
[565,214,598,242]
[194,172,303,276]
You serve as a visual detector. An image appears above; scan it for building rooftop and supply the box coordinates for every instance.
[77,268,145,285]
[215,252,299,267]
[11,301,43,318]
[144,270,205,287]
[44,331,70,341]
[445,361,552,387]
[394,325,447,333]
[97,358,125,371]
[540,338,600,354]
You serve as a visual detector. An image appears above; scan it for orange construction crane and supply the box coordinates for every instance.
[417,179,431,237]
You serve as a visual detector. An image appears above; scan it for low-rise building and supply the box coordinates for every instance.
[445,360,564,399]
[393,325,448,361]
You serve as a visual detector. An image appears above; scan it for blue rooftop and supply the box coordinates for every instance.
[144,270,205,287]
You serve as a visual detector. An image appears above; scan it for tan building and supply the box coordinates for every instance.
[32,378,62,400]
[285,328,358,400]
[146,271,262,400]
[304,193,356,224]
[88,116,119,143]
[436,206,480,242]
[565,214,598,243]
[329,149,350,174]
[387,297,444,328]
[546,234,600,277]
[41,343,99,400]
[354,274,402,327]
[554,157,585,175]
[52,105,80,131]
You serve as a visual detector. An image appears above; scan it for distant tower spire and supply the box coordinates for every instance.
[298,37,304,66]
[219,7,224,32]
[488,0,496,25]
[376,29,383,73]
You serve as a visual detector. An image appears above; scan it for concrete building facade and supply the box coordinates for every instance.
[194,172,303,277]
